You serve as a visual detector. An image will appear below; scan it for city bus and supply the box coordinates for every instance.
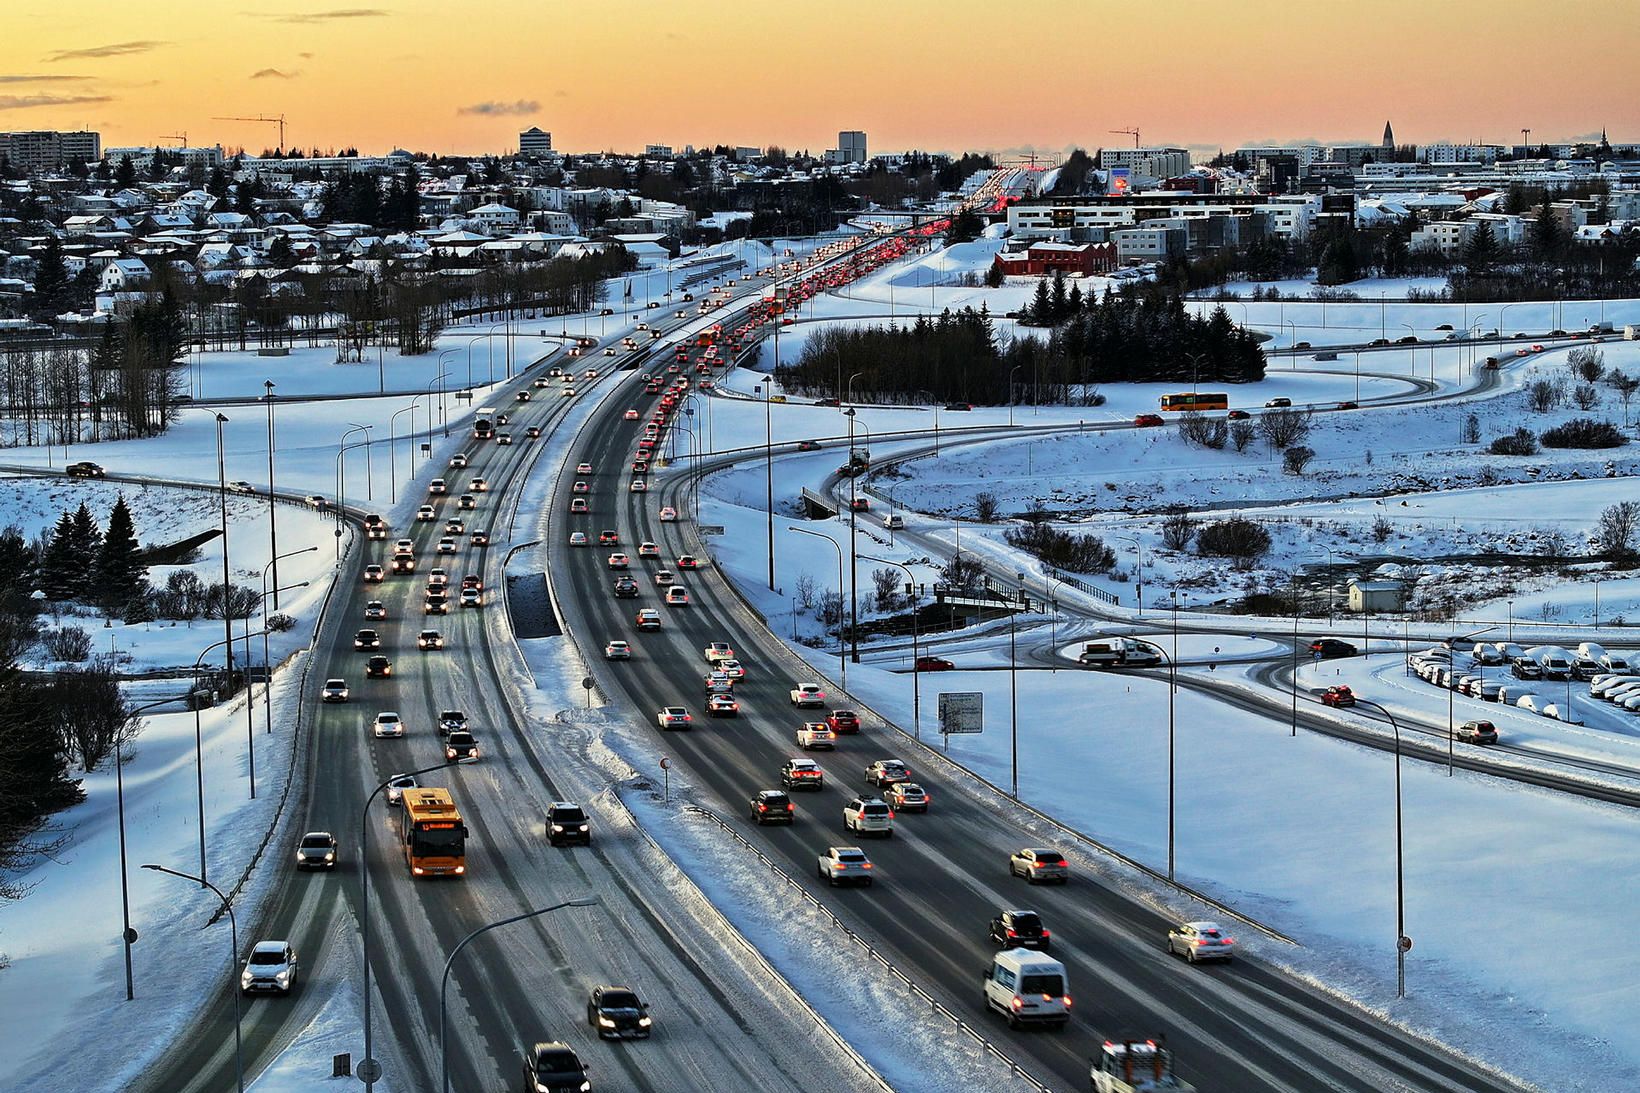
[399,787,468,877]
[1159,392,1229,412]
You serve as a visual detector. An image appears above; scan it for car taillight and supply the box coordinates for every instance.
[1032,861,1045,869]
[786,803,794,811]
[1041,929,1050,937]
[1062,995,1072,1007]
[1005,929,1017,937]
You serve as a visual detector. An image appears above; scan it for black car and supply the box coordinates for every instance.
[587,985,652,1039]
[1310,639,1358,659]
[546,802,590,846]
[353,628,381,651]
[444,731,480,763]
[748,790,794,825]
[612,576,639,598]
[521,1042,589,1093]
[988,908,1051,951]
[944,402,973,411]
[813,397,841,407]
[364,655,392,678]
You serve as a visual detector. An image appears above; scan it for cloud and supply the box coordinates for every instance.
[0,74,91,83]
[0,93,113,110]
[46,40,164,62]
[268,8,387,23]
[250,68,298,79]
[457,99,539,117]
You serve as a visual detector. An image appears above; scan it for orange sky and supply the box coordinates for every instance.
[4,0,1635,158]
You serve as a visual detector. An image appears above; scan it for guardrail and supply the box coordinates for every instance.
[682,804,1055,1093]
[1045,567,1120,607]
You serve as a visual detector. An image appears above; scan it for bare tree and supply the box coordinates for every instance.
[1607,370,1640,424]
[1282,445,1316,475]
[1177,410,1228,449]
[871,567,901,612]
[1567,346,1606,384]
[1257,407,1312,450]
[973,491,1000,523]
[47,660,134,771]
[818,590,845,627]
[1573,383,1600,411]
[1596,500,1640,559]
[1229,418,1256,452]
[794,572,817,611]
[1160,508,1197,552]
[942,553,984,591]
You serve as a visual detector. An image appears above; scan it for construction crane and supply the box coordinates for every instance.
[213,114,287,152]
[160,133,187,148]
[1109,127,1140,149]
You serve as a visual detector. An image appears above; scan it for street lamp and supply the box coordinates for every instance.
[788,527,846,691]
[1112,533,1143,616]
[1008,364,1022,427]
[423,372,450,449]
[360,761,453,1093]
[437,350,460,433]
[214,413,235,696]
[141,864,244,1092]
[760,375,775,591]
[335,425,372,557]
[844,408,861,663]
[440,898,600,1093]
[115,694,191,1000]
[1010,571,1024,798]
[1346,698,1410,999]
[262,382,281,608]
[860,553,921,738]
[260,546,316,733]
[388,398,423,504]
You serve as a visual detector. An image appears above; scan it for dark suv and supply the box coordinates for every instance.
[546,802,590,847]
[748,790,794,825]
[1310,639,1358,659]
[364,655,391,678]
[353,628,381,651]
[988,908,1051,951]
[520,1042,588,1093]
[587,985,652,1039]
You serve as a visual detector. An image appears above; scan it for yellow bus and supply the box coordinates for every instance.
[399,788,468,877]
[1159,392,1229,412]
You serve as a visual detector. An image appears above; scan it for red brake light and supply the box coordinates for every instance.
[1005,929,1017,937]
[1041,929,1050,937]
[786,803,794,810]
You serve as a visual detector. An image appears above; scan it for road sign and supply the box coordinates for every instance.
[1398,935,1413,953]
[938,691,983,735]
[581,677,594,690]
[356,1058,382,1083]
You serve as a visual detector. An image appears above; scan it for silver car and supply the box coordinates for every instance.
[294,831,337,870]
[1167,920,1236,963]
[1008,847,1069,885]
[240,940,299,995]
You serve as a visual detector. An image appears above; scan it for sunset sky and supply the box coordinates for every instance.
[4,0,1635,159]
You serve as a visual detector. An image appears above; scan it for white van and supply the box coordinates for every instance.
[1079,638,1161,668]
[1530,647,1573,680]
[1578,642,1608,664]
[1601,651,1632,672]
[883,513,905,530]
[983,949,1070,1029]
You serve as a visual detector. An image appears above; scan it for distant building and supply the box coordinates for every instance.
[992,241,1116,277]
[0,129,101,174]
[644,144,674,158]
[519,127,552,159]
[838,130,867,164]
[1382,120,1395,159]
[1097,147,1191,180]
[734,146,762,161]
[1348,579,1404,613]
[104,144,225,171]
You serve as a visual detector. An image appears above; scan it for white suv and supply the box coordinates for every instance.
[843,797,894,838]
[372,711,405,738]
[790,683,826,707]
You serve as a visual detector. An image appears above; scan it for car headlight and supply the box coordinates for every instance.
[324,852,334,862]
[598,1016,615,1027]
[550,824,563,832]
[275,969,292,984]
[241,970,253,987]
[638,1016,652,1026]
[578,824,588,832]
[581,1083,590,1093]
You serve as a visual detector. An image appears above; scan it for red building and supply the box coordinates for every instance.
[992,241,1116,277]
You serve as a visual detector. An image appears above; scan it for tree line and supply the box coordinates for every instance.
[776,285,1264,404]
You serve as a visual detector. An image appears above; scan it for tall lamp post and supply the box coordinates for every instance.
[1009,570,1024,797]
[335,426,372,558]
[437,350,459,434]
[788,527,846,691]
[440,898,599,1093]
[260,545,317,732]
[1348,698,1410,999]
[214,413,235,692]
[1132,636,1178,879]
[141,864,244,1092]
[1008,364,1022,427]
[1113,533,1143,616]
[422,372,450,450]
[759,375,775,591]
[388,398,422,504]
[843,407,862,663]
[861,553,921,738]
[261,382,281,608]
[360,761,453,1093]
[115,694,192,1000]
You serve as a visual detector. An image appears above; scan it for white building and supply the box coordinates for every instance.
[104,144,225,171]
[1098,147,1191,179]
[1418,143,1504,165]
[468,203,521,234]
[644,144,674,158]
[1257,194,1320,239]
[1409,219,1477,257]
[838,130,867,164]
[1110,225,1184,264]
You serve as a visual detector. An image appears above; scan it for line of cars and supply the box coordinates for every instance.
[1407,639,1635,722]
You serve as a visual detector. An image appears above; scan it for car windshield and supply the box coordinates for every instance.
[1199,927,1222,938]
[599,990,640,1009]
[534,1051,582,1077]
[248,950,285,965]
[552,807,586,823]
[300,835,331,848]
[1020,973,1063,995]
[839,853,867,863]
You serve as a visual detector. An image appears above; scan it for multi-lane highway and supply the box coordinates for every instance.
[547,342,1530,1092]
[137,285,882,1092]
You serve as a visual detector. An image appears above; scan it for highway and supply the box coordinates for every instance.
[137,286,881,1092]
[547,343,1529,1092]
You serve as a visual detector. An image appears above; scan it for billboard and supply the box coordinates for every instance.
[938,691,983,735]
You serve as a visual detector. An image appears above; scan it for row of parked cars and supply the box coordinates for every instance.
[1407,640,1635,721]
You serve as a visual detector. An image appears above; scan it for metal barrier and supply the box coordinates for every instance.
[683,805,1055,1093]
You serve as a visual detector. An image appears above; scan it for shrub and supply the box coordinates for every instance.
[265,612,296,633]
[1229,419,1256,452]
[40,625,93,662]
[1196,517,1272,566]
[1258,407,1312,449]
[1004,522,1117,574]
[1160,509,1197,552]
[1540,418,1627,449]
[1573,383,1600,411]
[1282,445,1315,474]
[1489,428,1538,455]
[973,491,1000,523]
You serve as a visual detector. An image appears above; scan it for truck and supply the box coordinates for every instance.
[1626,324,1640,341]
[472,408,496,439]
[1079,637,1162,668]
[1090,1037,1195,1092]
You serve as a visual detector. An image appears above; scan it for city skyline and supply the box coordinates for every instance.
[3,0,1635,158]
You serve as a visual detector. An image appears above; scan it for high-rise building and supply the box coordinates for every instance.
[0,129,101,175]
[838,130,868,164]
[519,126,552,159]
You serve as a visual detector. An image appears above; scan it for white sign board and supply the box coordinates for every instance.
[938,691,983,735]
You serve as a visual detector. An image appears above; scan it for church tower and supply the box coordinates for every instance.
[1382,120,1395,159]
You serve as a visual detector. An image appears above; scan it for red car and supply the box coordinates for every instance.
[1321,685,1356,708]
[1134,413,1165,427]
[1227,409,1250,420]
[1336,401,1359,410]
[914,656,955,672]
[826,710,861,734]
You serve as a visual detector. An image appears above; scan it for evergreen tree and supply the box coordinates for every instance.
[1028,278,1052,324]
[1067,281,1083,314]
[113,154,136,189]
[95,495,146,612]
[32,237,69,316]
[0,526,34,592]
[39,513,79,600]
[1049,271,1068,321]
[267,233,295,268]
[206,166,229,198]
[1531,198,1561,258]
[68,503,102,593]
[1463,221,1500,270]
